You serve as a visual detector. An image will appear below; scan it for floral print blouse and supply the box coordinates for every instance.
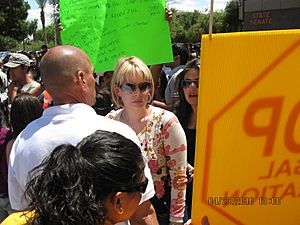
[106,105,187,223]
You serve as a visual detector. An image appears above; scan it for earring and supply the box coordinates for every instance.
[119,207,124,215]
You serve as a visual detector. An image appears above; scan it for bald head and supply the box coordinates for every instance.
[41,45,92,86]
[40,46,96,106]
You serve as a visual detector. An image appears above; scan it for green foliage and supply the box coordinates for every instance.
[30,24,56,49]
[0,35,18,50]
[48,0,60,23]
[213,11,226,33]
[35,0,48,45]
[26,40,47,52]
[35,0,48,8]
[169,0,242,43]
[0,0,34,49]
[28,20,38,36]
[222,0,243,32]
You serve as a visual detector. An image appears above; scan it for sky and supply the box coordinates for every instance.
[26,0,229,29]
[27,0,55,28]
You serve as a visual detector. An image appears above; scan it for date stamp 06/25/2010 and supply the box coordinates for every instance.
[207,196,282,206]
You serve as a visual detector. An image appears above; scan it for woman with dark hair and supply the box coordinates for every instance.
[6,93,43,162]
[92,85,114,116]
[175,58,200,130]
[2,130,147,225]
[0,103,12,222]
[9,93,43,137]
[99,71,113,89]
[0,93,43,222]
[0,93,43,221]
[174,58,200,218]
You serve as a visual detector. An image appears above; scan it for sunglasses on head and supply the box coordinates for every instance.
[119,82,151,94]
[111,178,148,193]
[181,79,199,88]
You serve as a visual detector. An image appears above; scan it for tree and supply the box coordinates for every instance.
[35,0,48,45]
[0,0,32,49]
[222,0,243,32]
[48,0,60,45]
[168,4,244,43]
[30,19,39,40]
[48,0,59,23]
[186,23,206,43]
[35,24,55,44]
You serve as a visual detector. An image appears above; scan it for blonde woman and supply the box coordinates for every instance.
[106,56,187,225]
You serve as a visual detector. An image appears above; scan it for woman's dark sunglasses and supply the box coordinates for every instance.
[111,178,148,193]
[181,79,199,89]
[120,82,151,94]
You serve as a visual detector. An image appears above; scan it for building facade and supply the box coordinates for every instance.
[239,0,300,31]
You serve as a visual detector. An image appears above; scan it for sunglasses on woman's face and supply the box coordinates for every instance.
[111,178,149,193]
[119,82,151,94]
[181,79,199,89]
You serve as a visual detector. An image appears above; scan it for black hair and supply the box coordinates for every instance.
[174,58,200,127]
[25,130,145,225]
[0,101,9,128]
[172,43,190,65]
[92,85,114,116]
[10,93,43,136]
[99,71,113,86]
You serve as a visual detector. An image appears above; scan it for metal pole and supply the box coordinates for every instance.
[209,0,214,36]
[54,3,58,46]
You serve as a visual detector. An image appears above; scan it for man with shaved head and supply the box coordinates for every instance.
[8,46,158,225]
[41,45,96,106]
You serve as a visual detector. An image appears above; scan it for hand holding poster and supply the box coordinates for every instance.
[60,0,173,72]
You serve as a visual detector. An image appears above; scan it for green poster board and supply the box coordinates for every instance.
[60,0,173,72]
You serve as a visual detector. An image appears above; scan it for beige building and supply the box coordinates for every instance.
[239,0,300,31]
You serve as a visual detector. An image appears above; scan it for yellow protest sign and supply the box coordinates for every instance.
[192,30,300,225]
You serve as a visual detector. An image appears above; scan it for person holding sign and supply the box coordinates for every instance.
[2,130,148,225]
[107,56,187,225]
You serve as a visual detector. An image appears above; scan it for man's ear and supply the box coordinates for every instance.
[22,65,29,72]
[76,70,86,84]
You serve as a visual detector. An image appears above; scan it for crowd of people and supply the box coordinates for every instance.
[0,42,203,225]
[0,14,205,225]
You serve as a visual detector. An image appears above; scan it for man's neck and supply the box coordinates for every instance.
[18,74,33,86]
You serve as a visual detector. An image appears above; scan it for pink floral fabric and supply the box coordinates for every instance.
[106,105,187,222]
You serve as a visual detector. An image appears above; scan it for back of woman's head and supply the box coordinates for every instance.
[92,85,114,116]
[172,43,190,65]
[10,93,43,136]
[25,130,145,225]
[0,101,9,128]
